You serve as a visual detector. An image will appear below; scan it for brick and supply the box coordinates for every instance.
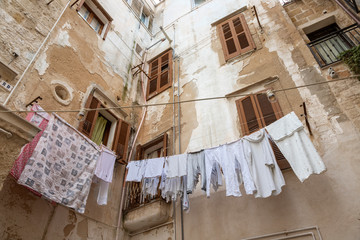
[295,9,315,20]
[287,8,302,17]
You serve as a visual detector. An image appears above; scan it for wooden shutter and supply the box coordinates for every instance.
[236,96,262,135]
[236,92,290,170]
[253,92,290,170]
[79,94,100,138]
[218,13,255,61]
[131,0,142,17]
[135,144,143,160]
[147,50,172,99]
[158,51,172,92]
[162,133,168,157]
[147,59,159,97]
[113,120,131,163]
[76,0,86,11]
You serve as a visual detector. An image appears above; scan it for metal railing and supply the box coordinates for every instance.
[344,0,360,13]
[124,181,162,212]
[307,24,360,67]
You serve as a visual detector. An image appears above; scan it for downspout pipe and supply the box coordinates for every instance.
[3,0,71,106]
[115,49,149,240]
[334,0,360,25]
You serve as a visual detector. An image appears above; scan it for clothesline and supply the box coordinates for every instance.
[125,112,327,212]
[1,76,358,114]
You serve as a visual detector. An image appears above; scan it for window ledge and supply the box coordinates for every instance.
[225,48,256,64]
[0,105,41,142]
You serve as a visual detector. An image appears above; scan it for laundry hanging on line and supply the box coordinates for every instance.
[17,114,101,213]
[94,145,117,205]
[125,111,327,212]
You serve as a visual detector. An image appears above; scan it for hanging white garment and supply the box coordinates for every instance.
[165,154,187,178]
[243,129,285,198]
[204,145,241,197]
[97,180,110,205]
[186,151,206,193]
[126,160,147,182]
[204,148,223,197]
[225,140,257,195]
[142,177,160,200]
[265,112,326,182]
[144,157,165,178]
[95,146,116,182]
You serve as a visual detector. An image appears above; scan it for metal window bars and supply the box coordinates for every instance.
[344,0,360,13]
[307,24,360,67]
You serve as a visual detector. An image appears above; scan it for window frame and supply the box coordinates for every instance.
[79,93,131,163]
[191,0,208,8]
[76,0,113,40]
[146,49,173,100]
[235,90,290,170]
[217,13,256,61]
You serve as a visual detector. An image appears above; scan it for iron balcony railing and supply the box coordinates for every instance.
[344,0,360,13]
[124,181,162,212]
[307,24,360,67]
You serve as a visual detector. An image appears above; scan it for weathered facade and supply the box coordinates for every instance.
[0,0,360,239]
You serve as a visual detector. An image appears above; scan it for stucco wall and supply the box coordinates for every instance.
[1,0,360,239]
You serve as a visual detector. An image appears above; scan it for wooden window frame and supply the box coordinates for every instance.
[146,50,173,100]
[79,93,131,163]
[135,133,168,160]
[236,90,290,170]
[217,13,256,61]
[76,0,113,40]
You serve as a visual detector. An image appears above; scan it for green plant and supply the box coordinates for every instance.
[338,45,360,79]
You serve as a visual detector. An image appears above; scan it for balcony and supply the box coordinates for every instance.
[344,0,360,13]
[307,24,360,67]
[123,181,171,233]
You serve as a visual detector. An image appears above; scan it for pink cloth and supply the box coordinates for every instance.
[10,105,49,180]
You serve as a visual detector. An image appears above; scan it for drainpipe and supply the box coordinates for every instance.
[172,23,184,240]
[171,24,178,240]
[3,0,71,106]
[334,0,360,25]
[115,48,149,240]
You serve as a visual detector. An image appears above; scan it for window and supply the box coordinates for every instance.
[76,0,113,40]
[344,0,360,13]
[279,0,295,5]
[79,93,131,163]
[135,43,144,57]
[236,91,290,170]
[306,23,359,67]
[127,0,154,32]
[125,134,168,211]
[217,13,255,61]
[192,0,207,7]
[147,50,172,100]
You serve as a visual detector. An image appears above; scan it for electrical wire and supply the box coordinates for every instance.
[2,75,359,114]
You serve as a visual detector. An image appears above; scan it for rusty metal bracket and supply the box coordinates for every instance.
[300,102,313,136]
[131,62,151,80]
[251,6,263,33]
[25,96,43,108]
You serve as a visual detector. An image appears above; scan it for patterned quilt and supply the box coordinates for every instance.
[18,114,100,213]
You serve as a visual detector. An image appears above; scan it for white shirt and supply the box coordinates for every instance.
[165,154,187,178]
[126,160,147,182]
[144,157,165,178]
[265,112,326,182]
[243,129,285,198]
[95,146,116,182]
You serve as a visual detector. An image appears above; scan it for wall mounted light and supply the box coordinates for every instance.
[266,89,277,103]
